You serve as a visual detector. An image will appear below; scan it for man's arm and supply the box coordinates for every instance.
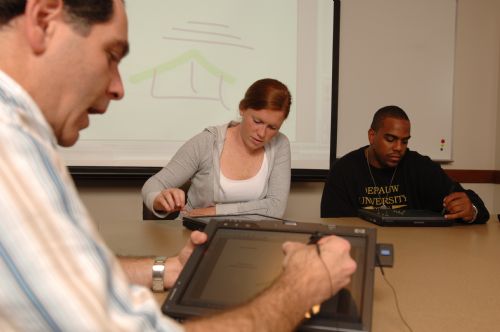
[418,156,490,224]
[184,235,357,332]
[118,231,207,289]
[464,189,490,223]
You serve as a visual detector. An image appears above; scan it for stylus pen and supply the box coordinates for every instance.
[308,232,323,255]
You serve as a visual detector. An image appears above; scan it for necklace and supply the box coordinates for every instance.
[365,149,398,210]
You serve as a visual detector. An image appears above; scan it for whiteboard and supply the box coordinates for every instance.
[336,0,456,161]
[60,0,335,170]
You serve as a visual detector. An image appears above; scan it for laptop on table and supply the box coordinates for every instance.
[163,217,377,332]
[358,208,453,227]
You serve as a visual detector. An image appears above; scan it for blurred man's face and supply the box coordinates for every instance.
[46,0,129,147]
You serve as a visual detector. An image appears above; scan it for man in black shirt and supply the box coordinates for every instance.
[321,106,489,223]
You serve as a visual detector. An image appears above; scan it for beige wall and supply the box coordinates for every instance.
[496,0,500,215]
[78,0,500,224]
[449,0,499,171]
[447,0,500,216]
[78,182,326,225]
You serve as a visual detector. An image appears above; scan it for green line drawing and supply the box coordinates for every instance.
[129,49,236,84]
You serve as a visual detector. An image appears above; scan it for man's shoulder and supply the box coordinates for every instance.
[403,149,435,165]
[335,146,366,165]
[330,146,366,176]
[401,149,444,175]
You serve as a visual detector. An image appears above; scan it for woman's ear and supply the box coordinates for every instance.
[24,0,64,54]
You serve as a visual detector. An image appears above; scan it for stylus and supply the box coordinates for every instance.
[308,232,324,254]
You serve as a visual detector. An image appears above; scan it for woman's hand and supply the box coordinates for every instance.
[153,188,186,213]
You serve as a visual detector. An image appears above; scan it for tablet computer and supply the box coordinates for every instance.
[182,213,285,231]
[163,218,377,332]
[358,208,453,227]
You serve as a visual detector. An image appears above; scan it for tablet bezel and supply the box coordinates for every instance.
[182,213,286,231]
[163,219,376,332]
[358,208,454,227]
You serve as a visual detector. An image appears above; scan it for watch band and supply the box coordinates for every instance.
[470,204,478,223]
[152,256,167,292]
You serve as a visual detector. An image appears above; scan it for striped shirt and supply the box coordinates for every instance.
[0,71,183,331]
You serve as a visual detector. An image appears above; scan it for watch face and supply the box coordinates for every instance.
[153,264,165,273]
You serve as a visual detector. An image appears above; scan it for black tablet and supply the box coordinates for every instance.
[163,218,377,332]
[182,213,286,231]
[358,208,453,227]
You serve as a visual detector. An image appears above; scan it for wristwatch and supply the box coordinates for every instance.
[152,256,167,292]
[470,204,478,223]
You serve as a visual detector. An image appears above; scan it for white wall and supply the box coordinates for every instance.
[447,0,499,170]
[78,0,500,224]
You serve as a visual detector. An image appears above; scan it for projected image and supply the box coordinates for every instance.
[129,16,257,111]
[62,0,335,170]
[86,0,297,142]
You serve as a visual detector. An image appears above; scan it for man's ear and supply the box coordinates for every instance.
[24,0,64,54]
[368,128,375,145]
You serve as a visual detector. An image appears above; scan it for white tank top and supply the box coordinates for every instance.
[218,152,269,203]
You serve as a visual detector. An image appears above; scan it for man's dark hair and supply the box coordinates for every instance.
[0,0,114,30]
[370,105,410,131]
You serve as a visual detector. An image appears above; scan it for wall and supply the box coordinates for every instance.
[448,0,499,170]
[78,0,500,224]
[496,5,500,215]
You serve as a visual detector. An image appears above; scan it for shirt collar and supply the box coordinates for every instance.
[0,70,58,147]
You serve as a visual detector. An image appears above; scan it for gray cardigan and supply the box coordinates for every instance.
[142,122,291,218]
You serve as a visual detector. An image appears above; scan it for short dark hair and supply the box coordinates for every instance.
[239,78,292,119]
[370,105,410,131]
[0,0,114,30]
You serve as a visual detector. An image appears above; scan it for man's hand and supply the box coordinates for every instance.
[117,231,207,290]
[443,192,475,221]
[281,235,357,307]
[164,231,207,288]
[153,188,186,213]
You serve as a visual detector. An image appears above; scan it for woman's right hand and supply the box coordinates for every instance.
[153,188,186,213]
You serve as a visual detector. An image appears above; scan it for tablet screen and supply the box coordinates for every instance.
[180,228,367,323]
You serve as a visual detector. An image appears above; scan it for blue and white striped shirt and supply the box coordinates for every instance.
[0,70,183,331]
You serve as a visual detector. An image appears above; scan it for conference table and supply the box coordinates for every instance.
[101,216,500,332]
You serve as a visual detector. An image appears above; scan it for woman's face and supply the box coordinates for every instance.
[239,108,286,151]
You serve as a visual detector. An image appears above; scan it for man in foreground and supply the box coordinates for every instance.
[321,105,489,224]
[0,0,356,330]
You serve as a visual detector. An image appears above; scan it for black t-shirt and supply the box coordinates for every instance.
[320,146,489,223]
